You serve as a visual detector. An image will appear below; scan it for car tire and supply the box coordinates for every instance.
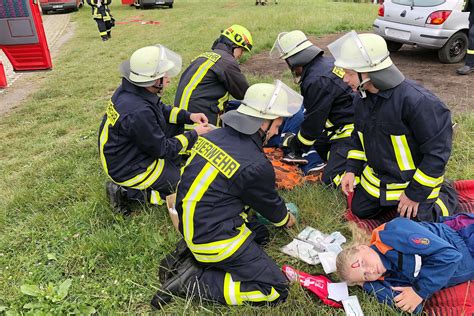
[386,40,403,52]
[438,31,468,64]
[169,4,173,8]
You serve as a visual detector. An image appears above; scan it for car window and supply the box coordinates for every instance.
[392,0,446,7]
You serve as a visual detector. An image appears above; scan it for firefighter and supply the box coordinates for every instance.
[173,25,252,129]
[98,45,212,214]
[328,31,459,222]
[86,0,114,41]
[457,0,474,75]
[336,214,474,313]
[151,81,301,309]
[270,30,355,186]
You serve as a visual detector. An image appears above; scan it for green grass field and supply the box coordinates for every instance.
[1,0,473,314]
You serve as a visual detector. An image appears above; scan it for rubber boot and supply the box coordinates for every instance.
[158,239,192,283]
[105,181,132,215]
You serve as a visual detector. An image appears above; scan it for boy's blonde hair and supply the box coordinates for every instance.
[336,222,371,285]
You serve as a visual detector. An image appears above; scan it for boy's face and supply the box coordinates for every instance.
[346,245,386,283]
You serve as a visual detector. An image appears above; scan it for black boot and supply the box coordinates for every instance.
[151,257,203,310]
[101,35,108,42]
[107,31,111,39]
[105,181,132,215]
[158,239,192,283]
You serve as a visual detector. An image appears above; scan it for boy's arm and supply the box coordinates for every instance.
[363,281,423,314]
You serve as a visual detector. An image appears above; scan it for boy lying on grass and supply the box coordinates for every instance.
[336,214,474,313]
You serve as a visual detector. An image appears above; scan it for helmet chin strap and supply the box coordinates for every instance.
[357,72,371,99]
[152,78,164,94]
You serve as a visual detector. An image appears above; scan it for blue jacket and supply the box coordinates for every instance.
[363,217,474,313]
[346,79,453,205]
[297,55,354,147]
[98,78,197,185]
[176,127,289,264]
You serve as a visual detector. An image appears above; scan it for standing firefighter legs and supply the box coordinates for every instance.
[87,0,114,41]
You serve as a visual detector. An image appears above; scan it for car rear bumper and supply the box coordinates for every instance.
[139,0,173,5]
[41,3,78,11]
[373,18,455,49]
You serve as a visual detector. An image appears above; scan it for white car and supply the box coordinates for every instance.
[373,0,469,63]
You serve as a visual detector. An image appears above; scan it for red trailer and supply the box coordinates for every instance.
[0,0,52,75]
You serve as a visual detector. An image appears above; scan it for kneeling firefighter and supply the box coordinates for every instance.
[98,45,211,214]
[151,80,301,308]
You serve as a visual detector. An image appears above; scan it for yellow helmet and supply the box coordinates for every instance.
[221,24,253,52]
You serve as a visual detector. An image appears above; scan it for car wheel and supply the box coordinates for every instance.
[385,40,403,52]
[438,31,468,64]
[168,4,173,8]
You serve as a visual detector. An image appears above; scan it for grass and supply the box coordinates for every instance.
[0,0,473,314]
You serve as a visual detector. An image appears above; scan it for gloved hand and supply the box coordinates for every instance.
[282,265,343,308]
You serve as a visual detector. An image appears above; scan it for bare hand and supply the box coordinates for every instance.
[190,113,208,125]
[286,213,296,228]
[341,172,355,196]
[194,123,213,136]
[392,286,423,313]
[398,192,419,219]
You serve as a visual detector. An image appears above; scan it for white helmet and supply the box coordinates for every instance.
[220,80,302,135]
[120,44,182,87]
[270,30,314,59]
[328,31,392,73]
[239,80,302,119]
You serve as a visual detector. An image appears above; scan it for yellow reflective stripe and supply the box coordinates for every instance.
[240,287,280,303]
[358,131,365,152]
[175,134,189,153]
[185,123,197,131]
[272,212,289,227]
[99,120,112,175]
[347,150,366,161]
[386,190,404,201]
[330,124,354,140]
[361,175,380,198]
[390,135,416,171]
[128,160,165,190]
[363,166,380,186]
[325,119,334,129]
[413,169,444,188]
[467,49,474,55]
[169,107,181,124]
[435,198,449,216]
[178,59,215,110]
[188,224,250,253]
[333,171,346,186]
[386,182,409,190]
[217,92,229,112]
[297,131,315,146]
[183,163,219,245]
[191,227,252,262]
[428,187,441,199]
[149,190,164,205]
[224,273,242,305]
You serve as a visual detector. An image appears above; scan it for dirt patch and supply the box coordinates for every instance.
[241,33,472,113]
[0,15,76,116]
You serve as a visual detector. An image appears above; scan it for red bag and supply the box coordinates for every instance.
[282,265,343,308]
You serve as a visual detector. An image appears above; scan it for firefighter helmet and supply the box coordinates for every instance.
[120,45,182,87]
[328,31,392,73]
[221,25,253,52]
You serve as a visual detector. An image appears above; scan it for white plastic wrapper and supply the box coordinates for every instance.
[342,296,364,316]
[318,251,338,274]
[296,226,327,252]
[281,239,320,265]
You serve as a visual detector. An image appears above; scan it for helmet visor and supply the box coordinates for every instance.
[155,44,182,78]
[265,80,302,117]
[327,30,389,71]
[270,32,310,59]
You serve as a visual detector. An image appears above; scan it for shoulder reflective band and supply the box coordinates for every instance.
[192,137,240,178]
[178,52,220,110]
